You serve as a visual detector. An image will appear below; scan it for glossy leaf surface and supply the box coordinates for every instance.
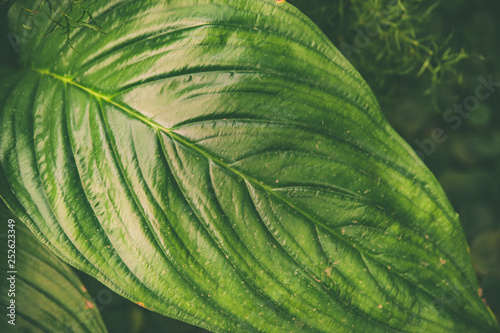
[0,0,498,332]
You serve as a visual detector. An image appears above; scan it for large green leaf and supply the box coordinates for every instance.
[0,201,107,333]
[0,0,498,332]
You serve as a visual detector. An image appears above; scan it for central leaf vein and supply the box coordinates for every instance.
[30,67,488,330]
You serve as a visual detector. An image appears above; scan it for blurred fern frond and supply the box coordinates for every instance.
[290,0,471,100]
[2,0,101,47]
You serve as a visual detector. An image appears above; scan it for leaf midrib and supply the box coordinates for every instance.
[31,67,491,332]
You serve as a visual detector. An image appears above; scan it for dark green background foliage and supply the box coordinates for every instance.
[0,0,499,332]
